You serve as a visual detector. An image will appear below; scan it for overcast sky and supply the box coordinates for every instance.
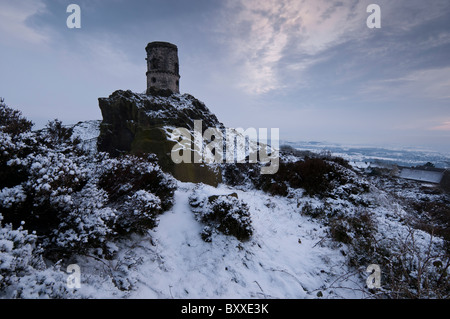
[1,0,450,153]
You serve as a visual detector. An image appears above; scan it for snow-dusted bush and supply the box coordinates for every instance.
[0,185,27,209]
[2,149,95,247]
[98,154,176,212]
[244,156,358,198]
[0,216,75,298]
[300,201,332,219]
[3,267,73,299]
[209,195,252,241]
[20,152,175,257]
[0,213,71,298]
[0,130,34,189]
[189,191,253,242]
[0,103,176,260]
[116,190,162,234]
[320,187,450,298]
[0,216,41,291]
[49,182,117,256]
[0,218,71,298]
[26,152,89,202]
[1,151,175,258]
[412,200,450,246]
[96,154,176,237]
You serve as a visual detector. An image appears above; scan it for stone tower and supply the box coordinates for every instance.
[146,42,180,94]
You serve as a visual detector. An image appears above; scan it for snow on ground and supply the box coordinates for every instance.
[69,174,446,299]
[96,182,365,299]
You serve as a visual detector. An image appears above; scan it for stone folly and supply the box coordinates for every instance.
[145,42,180,94]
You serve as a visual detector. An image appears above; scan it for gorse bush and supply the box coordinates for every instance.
[221,150,363,199]
[208,195,252,241]
[97,154,176,236]
[0,100,176,262]
[0,101,35,189]
[189,189,253,242]
[253,156,354,198]
[98,154,175,211]
[0,212,78,298]
[118,190,162,234]
[49,181,117,256]
[0,214,43,291]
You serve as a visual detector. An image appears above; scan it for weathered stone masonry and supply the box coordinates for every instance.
[146,41,180,94]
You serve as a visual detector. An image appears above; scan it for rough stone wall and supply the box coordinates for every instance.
[146,42,180,94]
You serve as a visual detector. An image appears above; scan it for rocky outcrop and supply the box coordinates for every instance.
[97,89,224,186]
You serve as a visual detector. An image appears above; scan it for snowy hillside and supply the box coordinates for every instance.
[69,182,362,299]
[282,141,450,169]
[1,99,449,299]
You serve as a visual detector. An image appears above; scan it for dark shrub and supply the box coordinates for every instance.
[115,189,163,234]
[329,210,376,245]
[222,163,259,187]
[98,154,176,211]
[189,191,253,242]
[0,100,34,189]
[296,158,336,196]
[301,201,328,219]
[0,99,33,136]
[412,200,450,245]
[209,195,252,241]
[329,220,353,244]
[254,157,348,197]
[39,119,74,145]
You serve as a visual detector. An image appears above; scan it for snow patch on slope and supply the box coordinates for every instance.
[71,120,100,153]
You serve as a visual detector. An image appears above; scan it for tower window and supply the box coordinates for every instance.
[151,77,156,83]
[150,58,159,69]
[176,80,179,86]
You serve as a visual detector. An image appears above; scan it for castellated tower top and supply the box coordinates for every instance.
[146,42,180,94]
